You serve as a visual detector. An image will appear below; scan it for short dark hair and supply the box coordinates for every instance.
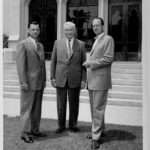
[98,18,104,25]
[28,21,40,28]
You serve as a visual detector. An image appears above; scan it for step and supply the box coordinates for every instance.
[3,80,142,92]
[3,67,142,73]
[111,73,142,80]
[112,62,142,69]
[3,86,142,100]
[3,79,142,90]
[112,68,142,74]
[110,85,142,92]
[112,79,142,86]
[3,72,142,80]
[3,91,142,107]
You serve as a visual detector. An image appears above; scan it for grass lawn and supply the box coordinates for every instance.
[3,115,142,150]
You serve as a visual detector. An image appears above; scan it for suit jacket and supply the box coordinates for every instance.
[16,37,46,90]
[50,38,86,88]
[87,34,114,90]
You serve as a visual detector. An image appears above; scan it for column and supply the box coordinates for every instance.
[57,0,68,39]
[142,0,150,150]
[3,0,21,61]
[57,0,62,40]
[98,0,109,34]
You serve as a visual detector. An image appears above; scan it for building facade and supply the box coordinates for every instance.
[3,0,142,61]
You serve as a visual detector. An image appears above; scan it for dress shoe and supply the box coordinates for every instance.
[91,140,100,149]
[30,131,47,137]
[69,127,80,132]
[56,128,65,134]
[101,132,106,138]
[86,134,92,139]
[21,134,34,143]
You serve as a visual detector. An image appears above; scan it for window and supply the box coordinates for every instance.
[67,0,98,51]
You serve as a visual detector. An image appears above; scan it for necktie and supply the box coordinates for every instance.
[36,41,40,52]
[35,41,43,60]
[68,39,72,57]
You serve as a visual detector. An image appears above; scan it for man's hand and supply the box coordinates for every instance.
[83,61,90,68]
[51,79,56,88]
[80,81,86,89]
[21,82,28,92]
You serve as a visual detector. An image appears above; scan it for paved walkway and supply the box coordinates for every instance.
[3,97,142,126]
[3,98,92,122]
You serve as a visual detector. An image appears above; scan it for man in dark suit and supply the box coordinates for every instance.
[50,22,86,134]
[83,18,114,149]
[16,21,46,143]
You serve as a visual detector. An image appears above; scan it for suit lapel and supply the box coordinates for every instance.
[62,39,68,59]
[68,39,78,60]
[90,34,105,56]
[27,37,43,61]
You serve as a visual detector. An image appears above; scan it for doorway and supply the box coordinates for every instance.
[29,0,57,59]
[108,0,142,61]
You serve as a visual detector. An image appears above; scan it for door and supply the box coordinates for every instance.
[29,0,57,59]
[108,0,142,61]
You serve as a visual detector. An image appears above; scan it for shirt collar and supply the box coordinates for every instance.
[66,37,74,47]
[66,37,74,42]
[95,32,104,40]
[29,36,37,43]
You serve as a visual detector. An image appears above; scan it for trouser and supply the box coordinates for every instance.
[56,82,80,129]
[20,89,44,134]
[89,90,108,140]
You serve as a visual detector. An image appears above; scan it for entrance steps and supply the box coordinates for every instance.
[3,61,142,126]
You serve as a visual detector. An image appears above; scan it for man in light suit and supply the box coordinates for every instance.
[50,22,86,134]
[16,21,46,143]
[83,18,114,149]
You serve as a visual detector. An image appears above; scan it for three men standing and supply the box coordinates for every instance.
[16,21,46,143]
[16,18,114,149]
[50,22,86,133]
[83,18,114,149]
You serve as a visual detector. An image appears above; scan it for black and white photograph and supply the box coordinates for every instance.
[1,0,150,150]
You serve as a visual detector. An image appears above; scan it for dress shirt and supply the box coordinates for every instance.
[92,32,104,51]
[66,38,74,53]
[29,36,37,49]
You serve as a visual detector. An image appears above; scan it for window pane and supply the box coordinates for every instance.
[78,18,88,29]
[68,7,79,18]
[80,0,86,5]
[67,0,80,6]
[87,6,98,17]
[78,29,85,39]
[87,0,98,5]
[78,7,88,18]
[67,0,98,52]
[87,18,94,28]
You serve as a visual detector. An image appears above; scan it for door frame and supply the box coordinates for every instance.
[108,0,142,61]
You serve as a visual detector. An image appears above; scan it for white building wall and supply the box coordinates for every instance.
[3,0,20,42]
[142,0,150,149]
[3,0,21,61]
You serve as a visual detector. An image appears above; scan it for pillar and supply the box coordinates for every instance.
[98,0,109,34]
[3,0,21,61]
[57,0,68,39]
[142,0,150,149]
